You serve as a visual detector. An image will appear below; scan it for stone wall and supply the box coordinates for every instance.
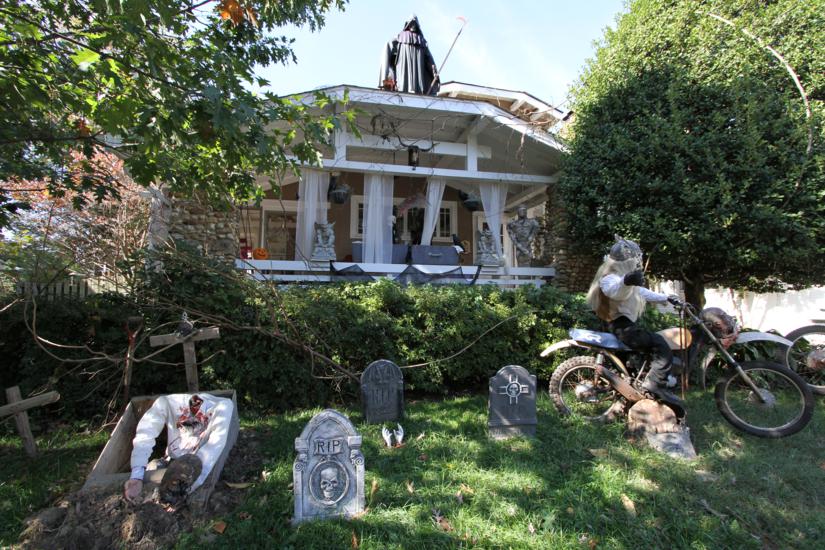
[166,195,240,262]
[540,184,600,293]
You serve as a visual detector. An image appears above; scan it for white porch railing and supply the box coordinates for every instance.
[235,260,555,288]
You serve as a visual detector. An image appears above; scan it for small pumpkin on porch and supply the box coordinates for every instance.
[252,247,269,260]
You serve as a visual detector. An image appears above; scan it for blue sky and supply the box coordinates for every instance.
[255,0,627,109]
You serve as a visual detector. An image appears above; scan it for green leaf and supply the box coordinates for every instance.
[70,48,101,71]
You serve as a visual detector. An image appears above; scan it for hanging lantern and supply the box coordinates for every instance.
[407,145,420,168]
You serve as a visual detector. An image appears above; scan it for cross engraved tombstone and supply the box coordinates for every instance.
[293,409,365,525]
[360,359,404,424]
[488,365,537,439]
[149,326,220,393]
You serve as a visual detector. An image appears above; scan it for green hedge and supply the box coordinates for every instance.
[2,254,621,423]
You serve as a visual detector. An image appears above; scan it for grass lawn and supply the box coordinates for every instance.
[2,392,823,549]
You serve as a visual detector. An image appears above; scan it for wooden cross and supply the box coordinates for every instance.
[149,326,220,393]
[0,386,60,457]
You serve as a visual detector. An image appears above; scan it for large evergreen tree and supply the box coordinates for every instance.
[559,0,824,305]
[0,1,349,225]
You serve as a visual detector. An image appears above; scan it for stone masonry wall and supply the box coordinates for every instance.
[540,184,601,293]
[167,196,240,262]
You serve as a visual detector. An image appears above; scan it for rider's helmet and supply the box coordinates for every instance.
[608,235,643,271]
[700,307,738,342]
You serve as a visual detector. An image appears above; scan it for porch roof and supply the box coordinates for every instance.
[274,84,567,190]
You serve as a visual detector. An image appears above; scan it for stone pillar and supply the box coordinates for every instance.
[540,184,600,292]
[165,195,241,262]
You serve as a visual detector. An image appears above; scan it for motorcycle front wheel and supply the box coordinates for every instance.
[549,356,623,421]
[784,325,825,395]
[715,360,814,438]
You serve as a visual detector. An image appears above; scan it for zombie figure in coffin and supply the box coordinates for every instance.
[123,393,234,510]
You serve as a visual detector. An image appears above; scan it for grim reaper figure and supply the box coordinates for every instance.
[379,15,440,95]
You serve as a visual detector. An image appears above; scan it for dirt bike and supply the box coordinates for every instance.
[783,323,825,395]
[542,299,815,438]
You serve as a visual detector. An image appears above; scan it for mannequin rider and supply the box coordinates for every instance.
[586,235,681,403]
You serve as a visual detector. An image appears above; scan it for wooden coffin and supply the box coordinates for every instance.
[82,389,239,510]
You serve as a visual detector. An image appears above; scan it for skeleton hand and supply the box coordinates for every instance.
[381,426,393,447]
[123,479,143,504]
[393,424,404,446]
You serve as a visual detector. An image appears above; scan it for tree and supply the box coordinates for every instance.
[0,0,350,227]
[558,0,825,305]
[2,151,150,293]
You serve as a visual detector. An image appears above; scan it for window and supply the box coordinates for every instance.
[350,196,457,243]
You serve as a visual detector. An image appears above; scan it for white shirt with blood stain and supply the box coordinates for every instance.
[129,393,234,492]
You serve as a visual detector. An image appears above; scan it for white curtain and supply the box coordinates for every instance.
[420,177,446,246]
[479,182,508,258]
[363,173,395,263]
[294,168,330,261]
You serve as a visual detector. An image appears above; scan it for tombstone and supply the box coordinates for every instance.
[488,365,537,439]
[627,399,697,460]
[360,360,404,424]
[293,409,365,525]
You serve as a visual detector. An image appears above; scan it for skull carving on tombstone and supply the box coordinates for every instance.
[319,466,340,500]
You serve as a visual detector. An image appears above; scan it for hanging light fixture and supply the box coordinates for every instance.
[407,145,420,169]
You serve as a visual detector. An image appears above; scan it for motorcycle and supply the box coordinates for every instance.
[542,299,815,438]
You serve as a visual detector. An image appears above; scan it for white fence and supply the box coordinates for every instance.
[656,282,825,335]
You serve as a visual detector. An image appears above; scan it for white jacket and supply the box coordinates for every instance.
[130,393,234,492]
[600,273,668,322]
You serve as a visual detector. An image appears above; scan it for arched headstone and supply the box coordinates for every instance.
[293,409,365,524]
[488,365,537,439]
[360,359,404,424]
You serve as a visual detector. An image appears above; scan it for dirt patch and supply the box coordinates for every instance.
[19,428,265,549]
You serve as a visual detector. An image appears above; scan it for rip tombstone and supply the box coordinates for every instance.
[293,409,365,525]
[360,360,404,424]
[488,365,537,439]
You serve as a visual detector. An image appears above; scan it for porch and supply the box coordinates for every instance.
[234,84,566,287]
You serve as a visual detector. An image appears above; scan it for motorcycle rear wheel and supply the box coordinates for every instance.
[549,356,623,421]
[783,325,825,395]
[715,360,814,438]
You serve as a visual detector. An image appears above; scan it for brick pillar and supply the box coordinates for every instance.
[540,184,600,292]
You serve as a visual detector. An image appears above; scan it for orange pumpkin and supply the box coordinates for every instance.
[252,247,269,260]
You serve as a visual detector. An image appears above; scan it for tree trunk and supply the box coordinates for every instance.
[683,277,705,309]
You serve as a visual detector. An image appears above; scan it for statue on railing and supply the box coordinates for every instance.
[310,221,336,261]
[507,205,539,266]
[379,15,440,95]
[476,228,500,266]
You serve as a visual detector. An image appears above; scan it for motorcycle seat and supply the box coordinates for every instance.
[569,328,632,351]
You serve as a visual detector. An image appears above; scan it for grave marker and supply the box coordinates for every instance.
[488,365,537,439]
[293,409,365,524]
[1,386,60,457]
[360,359,404,424]
[149,325,220,393]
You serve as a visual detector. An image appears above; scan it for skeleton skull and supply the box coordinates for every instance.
[319,466,340,500]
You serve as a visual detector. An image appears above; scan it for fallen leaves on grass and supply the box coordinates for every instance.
[418,453,429,462]
[351,530,359,548]
[432,509,453,532]
[819,461,825,471]
[528,522,536,535]
[588,448,608,458]
[238,511,252,521]
[459,483,475,495]
[455,490,463,504]
[406,480,415,494]
[416,432,426,441]
[620,494,637,517]
[212,521,227,534]
[699,499,727,519]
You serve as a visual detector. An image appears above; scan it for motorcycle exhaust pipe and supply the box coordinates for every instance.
[595,364,645,403]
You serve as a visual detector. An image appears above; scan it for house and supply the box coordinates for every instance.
[219,81,569,286]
